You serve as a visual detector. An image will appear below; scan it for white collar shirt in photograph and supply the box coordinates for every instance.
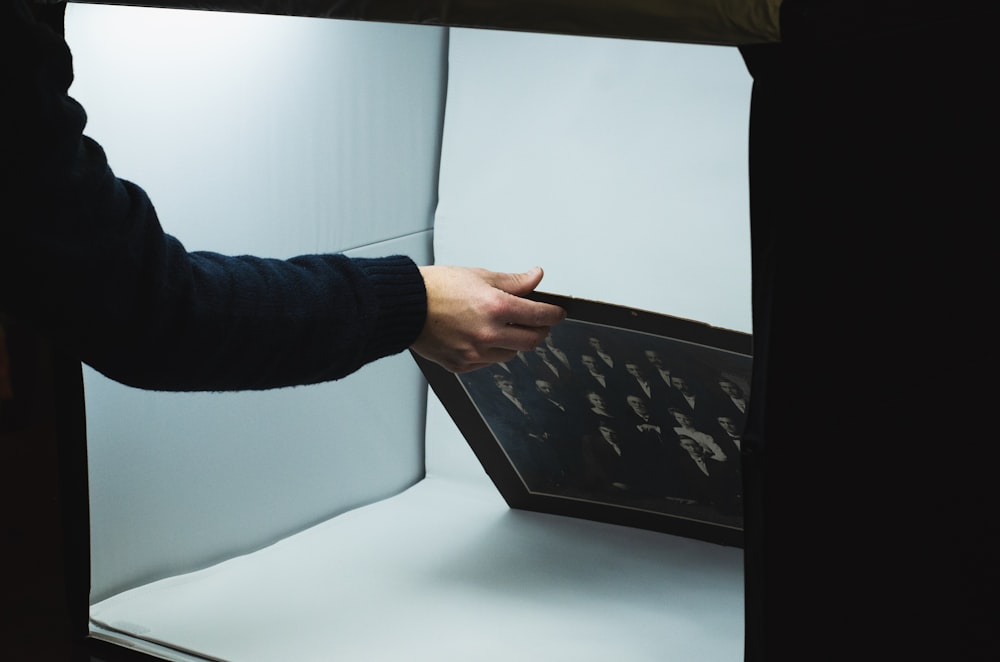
[675,427,727,462]
[636,416,661,433]
[503,391,528,416]
[550,348,571,370]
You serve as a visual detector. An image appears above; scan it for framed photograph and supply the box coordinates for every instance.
[414,293,752,547]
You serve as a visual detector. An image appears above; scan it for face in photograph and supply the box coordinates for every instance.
[671,409,694,428]
[717,415,740,437]
[626,394,649,417]
[587,391,608,411]
[494,375,516,396]
[720,379,744,398]
[535,379,554,397]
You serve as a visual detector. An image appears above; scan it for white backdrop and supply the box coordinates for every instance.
[434,28,752,328]
[66,4,447,601]
[80,15,749,661]
[428,27,753,480]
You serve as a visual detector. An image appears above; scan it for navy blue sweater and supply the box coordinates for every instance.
[0,0,428,391]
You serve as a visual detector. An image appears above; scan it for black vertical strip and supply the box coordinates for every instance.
[740,5,997,660]
[0,319,90,661]
[53,347,92,649]
[737,41,785,662]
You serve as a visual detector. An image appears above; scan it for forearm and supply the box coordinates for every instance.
[3,154,428,391]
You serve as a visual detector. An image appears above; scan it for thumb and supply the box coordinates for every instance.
[491,266,544,296]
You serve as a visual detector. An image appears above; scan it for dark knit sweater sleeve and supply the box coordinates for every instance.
[1,0,428,391]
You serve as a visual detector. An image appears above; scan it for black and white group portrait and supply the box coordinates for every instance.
[457,317,752,530]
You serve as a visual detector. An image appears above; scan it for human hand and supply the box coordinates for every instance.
[411,265,566,373]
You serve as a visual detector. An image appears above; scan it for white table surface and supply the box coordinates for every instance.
[91,469,743,661]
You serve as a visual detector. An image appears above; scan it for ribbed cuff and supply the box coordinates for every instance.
[352,255,427,362]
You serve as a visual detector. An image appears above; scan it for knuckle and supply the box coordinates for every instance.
[481,327,505,347]
[484,293,513,321]
[459,346,480,365]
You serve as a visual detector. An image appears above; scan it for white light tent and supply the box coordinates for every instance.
[68,2,752,660]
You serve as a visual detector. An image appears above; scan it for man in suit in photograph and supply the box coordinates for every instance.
[587,335,618,373]
[531,378,586,486]
[644,348,676,394]
[530,344,572,390]
[544,333,573,373]
[714,414,743,456]
[578,353,615,395]
[716,378,749,428]
[675,434,732,507]
[624,359,673,418]
[581,420,636,496]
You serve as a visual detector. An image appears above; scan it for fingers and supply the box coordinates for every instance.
[490,321,553,353]
[498,292,566,329]
[415,348,519,374]
[487,265,545,296]
[411,264,567,374]
[488,266,565,327]
[454,348,520,372]
[454,362,496,374]
[411,321,550,374]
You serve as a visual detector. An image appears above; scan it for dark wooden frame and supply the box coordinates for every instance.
[415,292,751,547]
